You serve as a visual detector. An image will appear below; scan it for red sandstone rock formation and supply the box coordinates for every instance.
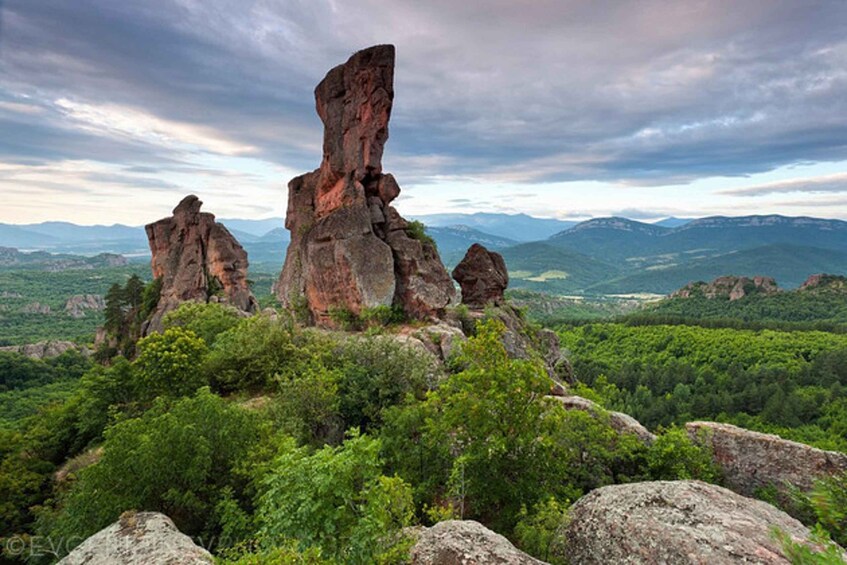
[276,45,454,325]
[452,243,509,308]
[144,195,257,334]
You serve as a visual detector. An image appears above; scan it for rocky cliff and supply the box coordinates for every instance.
[276,45,454,325]
[144,195,257,334]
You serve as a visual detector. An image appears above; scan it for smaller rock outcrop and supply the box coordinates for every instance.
[58,511,213,565]
[22,302,51,314]
[65,294,106,318]
[564,480,832,564]
[144,195,258,334]
[552,395,655,443]
[671,275,779,301]
[800,273,847,292]
[0,341,86,359]
[411,520,546,564]
[452,243,509,308]
[687,421,847,496]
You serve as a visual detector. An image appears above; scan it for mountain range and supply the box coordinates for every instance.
[1,213,845,295]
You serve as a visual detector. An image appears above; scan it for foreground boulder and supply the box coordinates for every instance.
[564,480,827,564]
[411,520,545,564]
[144,195,258,334]
[276,45,454,325]
[552,395,655,444]
[58,511,212,564]
[452,243,509,308]
[687,421,847,496]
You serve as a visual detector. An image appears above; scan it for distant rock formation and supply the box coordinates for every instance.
[144,195,257,334]
[452,243,509,308]
[800,273,847,292]
[21,302,51,314]
[552,395,655,444]
[0,341,87,359]
[58,511,212,565]
[671,275,779,301]
[564,480,832,564]
[65,294,105,318]
[276,45,454,325]
[411,520,545,564]
[687,421,847,496]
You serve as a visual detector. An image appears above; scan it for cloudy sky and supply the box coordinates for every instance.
[2,0,846,225]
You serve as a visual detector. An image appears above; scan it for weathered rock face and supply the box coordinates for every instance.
[552,395,655,444]
[144,195,258,334]
[65,294,105,318]
[672,275,779,301]
[687,421,847,496]
[276,45,454,325]
[452,243,509,308]
[564,480,828,565]
[411,520,546,564]
[58,511,213,565]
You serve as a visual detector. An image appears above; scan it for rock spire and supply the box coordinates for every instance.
[276,45,454,325]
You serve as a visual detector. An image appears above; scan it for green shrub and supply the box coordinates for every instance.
[43,389,266,555]
[514,498,570,565]
[646,427,720,482]
[406,220,436,248]
[204,314,317,394]
[257,431,414,564]
[163,302,242,346]
[134,327,209,399]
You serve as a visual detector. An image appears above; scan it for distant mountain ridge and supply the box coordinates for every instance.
[2,213,847,294]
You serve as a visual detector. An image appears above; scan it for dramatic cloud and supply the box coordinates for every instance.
[720,172,847,197]
[1,0,846,222]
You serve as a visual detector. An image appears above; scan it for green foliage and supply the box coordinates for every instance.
[560,323,847,450]
[774,524,847,565]
[135,327,210,399]
[257,431,414,564]
[44,389,265,553]
[645,427,720,481]
[163,301,242,346]
[514,498,570,565]
[0,265,149,345]
[406,220,436,248]
[382,320,644,533]
[203,314,313,393]
[360,305,406,328]
[328,306,359,331]
[634,287,847,331]
[333,336,439,431]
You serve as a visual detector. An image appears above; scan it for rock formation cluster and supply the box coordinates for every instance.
[276,45,454,325]
[451,243,509,308]
[144,195,257,334]
[672,275,779,300]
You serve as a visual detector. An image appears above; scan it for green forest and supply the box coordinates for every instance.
[2,294,847,563]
